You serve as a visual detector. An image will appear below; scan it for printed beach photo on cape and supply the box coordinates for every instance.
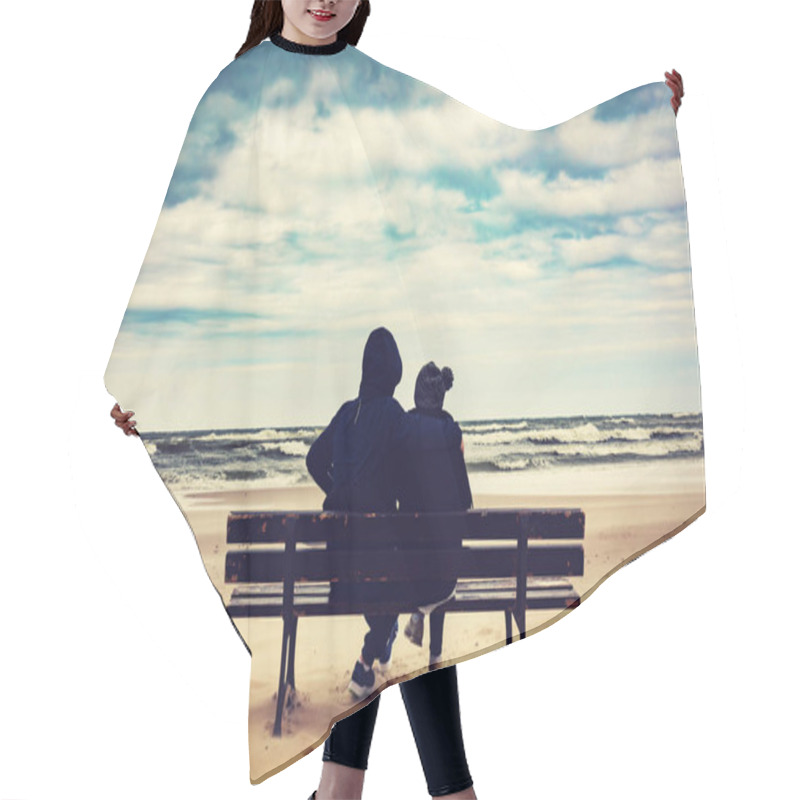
[104,46,705,780]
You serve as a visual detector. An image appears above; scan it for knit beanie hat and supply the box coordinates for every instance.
[414,361,454,410]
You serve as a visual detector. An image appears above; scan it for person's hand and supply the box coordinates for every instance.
[665,69,684,115]
[460,438,465,454]
[111,402,139,437]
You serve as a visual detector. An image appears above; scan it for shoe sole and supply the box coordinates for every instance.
[348,680,375,700]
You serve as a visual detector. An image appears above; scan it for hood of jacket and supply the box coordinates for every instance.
[358,327,403,400]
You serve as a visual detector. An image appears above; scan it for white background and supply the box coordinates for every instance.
[1,1,796,798]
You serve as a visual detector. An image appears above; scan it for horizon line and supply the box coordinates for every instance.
[137,409,703,436]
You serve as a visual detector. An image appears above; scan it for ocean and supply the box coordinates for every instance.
[141,412,704,498]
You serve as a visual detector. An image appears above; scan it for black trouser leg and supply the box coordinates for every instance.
[322,601,395,768]
[361,612,397,665]
[429,608,445,656]
[323,666,473,796]
[322,693,381,770]
[400,665,473,797]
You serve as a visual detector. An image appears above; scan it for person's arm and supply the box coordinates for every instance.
[453,439,473,510]
[443,419,464,451]
[306,411,338,496]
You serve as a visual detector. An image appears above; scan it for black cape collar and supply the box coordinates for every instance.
[270,31,348,55]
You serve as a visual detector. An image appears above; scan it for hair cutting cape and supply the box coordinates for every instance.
[104,35,705,784]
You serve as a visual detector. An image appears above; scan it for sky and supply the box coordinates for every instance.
[105,40,701,433]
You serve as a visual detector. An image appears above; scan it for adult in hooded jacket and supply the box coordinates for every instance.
[306,326,474,800]
[306,328,463,680]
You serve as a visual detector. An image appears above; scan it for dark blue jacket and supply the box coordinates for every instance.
[395,406,473,601]
[306,328,462,513]
[397,407,473,514]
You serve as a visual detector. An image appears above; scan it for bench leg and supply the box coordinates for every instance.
[286,614,298,690]
[273,615,292,737]
[514,606,527,641]
[506,608,527,644]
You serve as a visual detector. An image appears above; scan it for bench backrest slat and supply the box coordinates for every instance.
[227,509,585,545]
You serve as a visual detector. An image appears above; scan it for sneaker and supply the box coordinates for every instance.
[378,619,399,670]
[404,612,424,647]
[429,652,443,670]
[348,659,376,700]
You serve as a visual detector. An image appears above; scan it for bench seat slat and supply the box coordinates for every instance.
[229,576,575,599]
[226,576,581,617]
[226,588,580,617]
[226,543,584,583]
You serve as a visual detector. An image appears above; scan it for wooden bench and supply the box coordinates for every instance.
[224,508,585,735]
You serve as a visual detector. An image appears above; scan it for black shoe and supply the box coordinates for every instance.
[348,659,376,700]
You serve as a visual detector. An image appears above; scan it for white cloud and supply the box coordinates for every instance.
[553,104,676,168]
[556,216,690,270]
[107,69,699,429]
[492,156,686,217]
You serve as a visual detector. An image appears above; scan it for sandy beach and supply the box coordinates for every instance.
[174,482,705,783]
